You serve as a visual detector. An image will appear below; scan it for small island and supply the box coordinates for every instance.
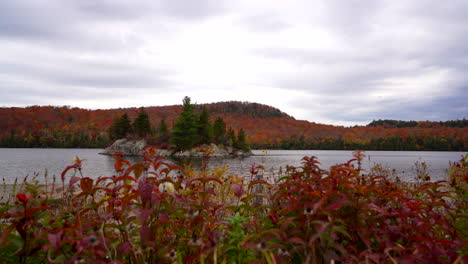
[100,96,252,157]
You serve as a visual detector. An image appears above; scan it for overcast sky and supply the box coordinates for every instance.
[1,0,467,126]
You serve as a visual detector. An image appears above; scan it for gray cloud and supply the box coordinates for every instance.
[256,47,421,96]
[0,0,225,52]
[248,1,468,123]
[157,0,226,20]
[0,1,73,40]
[320,0,384,38]
[73,0,226,21]
[0,0,466,125]
[238,13,291,32]
[0,51,174,89]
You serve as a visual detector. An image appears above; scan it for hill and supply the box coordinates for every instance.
[0,102,466,151]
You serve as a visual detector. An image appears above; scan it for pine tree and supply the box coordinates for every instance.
[235,128,250,152]
[213,117,226,144]
[157,118,170,144]
[170,96,197,151]
[133,108,151,138]
[108,113,132,140]
[120,113,132,136]
[197,107,213,145]
[159,118,169,136]
[227,128,236,148]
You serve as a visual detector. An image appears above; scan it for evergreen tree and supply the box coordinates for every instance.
[120,113,132,136]
[197,107,213,145]
[235,128,250,152]
[159,118,169,136]
[227,128,236,147]
[108,113,132,140]
[213,117,226,144]
[157,118,170,144]
[133,108,151,138]
[170,96,198,151]
[108,117,120,140]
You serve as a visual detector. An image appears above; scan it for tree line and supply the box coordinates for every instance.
[0,129,109,148]
[367,119,468,128]
[252,133,465,151]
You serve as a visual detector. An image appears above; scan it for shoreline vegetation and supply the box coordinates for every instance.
[0,150,466,263]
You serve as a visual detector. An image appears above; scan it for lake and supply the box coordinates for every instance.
[0,148,465,184]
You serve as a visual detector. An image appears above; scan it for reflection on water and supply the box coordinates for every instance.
[0,148,465,183]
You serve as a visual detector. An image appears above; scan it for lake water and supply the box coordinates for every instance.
[0,148,465,184]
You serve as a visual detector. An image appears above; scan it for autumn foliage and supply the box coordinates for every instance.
[0,103,466,150]
[0,150,466,263]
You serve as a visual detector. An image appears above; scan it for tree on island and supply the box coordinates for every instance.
[235,128,250,152]
[227,127,236,147]
[108,113,132,140]
[170,96,198,152]
[196,107,213,145]
[213,117,227,144]
[133,108,152,138]
[159,118,169,136]
[155,118,170,145]
[168,96,251,153]
[158,118,169,137]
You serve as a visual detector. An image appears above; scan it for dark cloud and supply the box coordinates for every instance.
[289,84,467,125]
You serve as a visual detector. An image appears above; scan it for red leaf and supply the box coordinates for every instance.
[16,193,28,204]
[325,200,346,211]
[231,184,244,198]
[138,208,153,224]
[15,222,27,239]
[248,180,270,187]
[124,163,146,180]
[61,164,78,183]
[114,159,131,173]
[115,175,137,183]
[138,177,153,207]
[80,177,94,193]
[139,225,152,243]
[69,176,80,186]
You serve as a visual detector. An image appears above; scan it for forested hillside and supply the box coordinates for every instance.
[367,119,468,128]
[0,102,466,151]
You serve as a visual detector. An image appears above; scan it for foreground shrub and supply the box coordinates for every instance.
[0,149,466,263]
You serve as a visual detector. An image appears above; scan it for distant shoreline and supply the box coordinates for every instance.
[0,146,467,152]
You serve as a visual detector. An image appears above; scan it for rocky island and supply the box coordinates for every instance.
[99,138,252,157]
[100,96,252,158]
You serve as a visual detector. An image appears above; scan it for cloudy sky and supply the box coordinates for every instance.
[1,0,467,126]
